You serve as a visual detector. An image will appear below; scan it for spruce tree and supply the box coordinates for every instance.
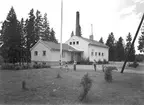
[1,7,21,63]
[125,33,135,61]
[106,32,116,61]
[25,9,36,62]
[71,31,74,37]
[35,10,43,41]
[138,30,144,52]
[50,28,58,43]
[41,13,50,41]
[99,37,104,44]
[116,37,125,61]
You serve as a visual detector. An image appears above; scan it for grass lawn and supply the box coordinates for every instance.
[0,67,144,105]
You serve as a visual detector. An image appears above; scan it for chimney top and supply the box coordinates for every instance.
[89,35,93,40]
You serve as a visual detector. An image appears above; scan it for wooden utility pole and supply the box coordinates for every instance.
[121,13,144,73]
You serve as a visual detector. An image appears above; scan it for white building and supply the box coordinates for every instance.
[30,11,109,64]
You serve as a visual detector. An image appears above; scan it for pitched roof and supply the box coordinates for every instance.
[42,41,83,52]
[79,36,109,48]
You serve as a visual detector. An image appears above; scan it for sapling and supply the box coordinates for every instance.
[104,66,118,82]
[79,72,92,101]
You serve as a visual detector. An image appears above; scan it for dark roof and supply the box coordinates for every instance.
[80,36,109,48]
[42,41,83,52]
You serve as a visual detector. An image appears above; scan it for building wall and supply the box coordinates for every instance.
[65,36,89,59]
[88,45,109,62]
[31,42,72,62]
[51,50,71,62]
[31,42,52,62]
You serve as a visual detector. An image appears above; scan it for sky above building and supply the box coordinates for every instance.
[0,0,144,53]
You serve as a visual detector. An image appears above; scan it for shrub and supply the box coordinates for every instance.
[79,72,92,101]
[97,59,103,64]
[56,72,62,78]
[33,63,41,69]
[1,63,15,70]
[128,60,139,68]
[79,57,91,65]
[103,59,109,64]
[104,66,118,82]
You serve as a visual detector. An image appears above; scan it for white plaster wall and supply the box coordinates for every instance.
[31,43,52,61]
[65,36,89,59]
[51,50,72,62]
[88,45,109,62]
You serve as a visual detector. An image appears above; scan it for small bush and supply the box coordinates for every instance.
[33,63,41,69]
[128,60,139,68]
[79,72,92,101]
[104,66,118,82]
[97,59,102,64]
[56,72,62,78]
[79,58,91,65]
[1,63,15,70]
[103,59,109,64]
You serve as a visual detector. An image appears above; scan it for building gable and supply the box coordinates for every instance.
[30,40,51,51]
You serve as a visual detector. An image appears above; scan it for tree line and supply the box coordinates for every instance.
[0,7,58,64]
[99,32,136,62]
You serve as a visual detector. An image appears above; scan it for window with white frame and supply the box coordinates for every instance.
[73,42,75,45]
[34,51,38,56]
[62,52,65,58]
[95,52,97,56]
[76,41,79,45]
[43,51,46,56]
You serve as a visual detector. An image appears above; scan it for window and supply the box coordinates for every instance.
[95,52,97,56]
[91,52,93,56]
[73,42,75,45]
[34,51,38,56]
[43,51,46,56]
[99,52,101,56]
[77,41,79,45]
[102,53,104,56]
[62,52,65,58]
[70,42,72,45]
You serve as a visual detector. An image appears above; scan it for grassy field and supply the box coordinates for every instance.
[0,65,144,105]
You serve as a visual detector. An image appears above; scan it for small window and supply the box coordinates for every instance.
[70,42,72,45]
[62,52,65,58]
[34,51,38,56]
[99,52,101,56]
[95,52,97,56]
[102,53,104,56]
[43,51,46,56]
[77,41,79,44]
[73,42,75,45]
[91,52,93,56]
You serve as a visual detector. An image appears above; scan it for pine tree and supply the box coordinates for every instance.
[71,31,74,37]
[41,13,50,41]
[106,32,116,61]
[116,37,125,61]
[125,32,135,61]
[35,10,43,41]
[138,30,144,52]
[1,7,21,63]
[50,28,58,43]
[25,9,36,62]
[99,37,104,44]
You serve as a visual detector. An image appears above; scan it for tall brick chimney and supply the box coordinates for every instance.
[75,11,80,37]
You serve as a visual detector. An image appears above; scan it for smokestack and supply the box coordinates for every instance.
[89,24,94,40]
[76,11,80,37]
[89,35,93,40]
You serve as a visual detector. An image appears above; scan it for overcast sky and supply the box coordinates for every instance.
[0,0,144,54]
